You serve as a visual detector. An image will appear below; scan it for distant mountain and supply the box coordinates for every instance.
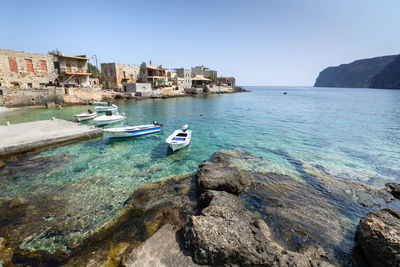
[369,55,400,89]
[314,55,400,89]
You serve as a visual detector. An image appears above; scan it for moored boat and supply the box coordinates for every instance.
[74,110,97,121]
[103,121,162,138]
[165,124,192,151]
[95,104,118,112]
[90,101,108,106]
[93,111,126,125]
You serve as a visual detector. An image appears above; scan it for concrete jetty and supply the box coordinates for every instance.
[0,119,102,157]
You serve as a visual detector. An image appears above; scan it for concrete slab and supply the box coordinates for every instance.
[0,119,102,157]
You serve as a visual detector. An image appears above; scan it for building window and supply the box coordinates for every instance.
[8,57,18,72]
[123,71,126,78]
[40,60,47,71]
[0,90,2,95]
[27,83,33,88]
[130,74,134,80]
[25,59,34,72]
[53,62,59,70]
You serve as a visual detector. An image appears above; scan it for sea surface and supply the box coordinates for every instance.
[1,86,400,258]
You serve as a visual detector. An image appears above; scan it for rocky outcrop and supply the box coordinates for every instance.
[196,160,251,195]
[182,150,334,266]
[356,208,400,267]
[370,55,400,89]
[124,224,199,267]
[314,55,399,88]
[385,182,400,199]
[183,190,333,266]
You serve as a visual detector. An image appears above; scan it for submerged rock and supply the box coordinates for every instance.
[356,208,400,267]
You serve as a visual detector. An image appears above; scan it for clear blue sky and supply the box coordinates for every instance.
[0,0,399,86]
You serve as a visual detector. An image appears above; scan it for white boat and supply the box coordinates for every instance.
[93,111,126,125]
[90,101,108,106]
[103,121,162,138]
[74,110,97,121]
[95,104,118,112]
[165,124,192,151]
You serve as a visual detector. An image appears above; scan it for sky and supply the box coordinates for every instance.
[0,0,399,86]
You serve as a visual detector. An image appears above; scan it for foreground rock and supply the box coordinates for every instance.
[124,224,199,267]
[183,190,333,266]
[196,159,251,195]
[356,208,400,267]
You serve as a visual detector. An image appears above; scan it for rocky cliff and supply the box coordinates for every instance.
[314,55,400,88]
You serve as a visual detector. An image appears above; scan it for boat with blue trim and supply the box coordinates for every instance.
[165,124,192,151]
[103,121,162,138]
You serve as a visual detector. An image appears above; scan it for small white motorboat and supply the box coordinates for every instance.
[103,121,163,138]
[95,104,118,112]
[165,124,192,151]
[90,101,108,106]
[74,109,97,121]
[93,111,126,125]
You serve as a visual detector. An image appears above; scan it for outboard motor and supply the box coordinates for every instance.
[182,124,189,132]
[88,109,93,114]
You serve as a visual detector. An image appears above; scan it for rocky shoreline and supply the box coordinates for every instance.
[1,149,399,266]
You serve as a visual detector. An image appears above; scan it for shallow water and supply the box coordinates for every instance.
[1,87,400,254]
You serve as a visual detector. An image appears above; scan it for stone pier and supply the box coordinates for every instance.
[0,119,102,157]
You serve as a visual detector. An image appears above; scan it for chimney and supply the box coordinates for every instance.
[149,60,152,65]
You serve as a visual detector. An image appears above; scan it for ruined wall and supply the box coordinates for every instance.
[63,87,114,104]
[0,87,63,107]
[0,49,58,88]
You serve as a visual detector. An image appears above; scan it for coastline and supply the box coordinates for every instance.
[0,86,248,108]
[2,149,399,266]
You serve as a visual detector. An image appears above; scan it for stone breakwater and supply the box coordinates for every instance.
[1,149,399,266]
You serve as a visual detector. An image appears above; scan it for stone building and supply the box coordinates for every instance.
[57,53,91,87]
[191,65,217,79]
[101,63,140,91]
[0,49,58,88]
[138,61,167,87]
[0,49,93,89]
[175,68,192,89]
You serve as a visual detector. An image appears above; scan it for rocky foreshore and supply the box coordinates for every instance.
[1,149,400,266]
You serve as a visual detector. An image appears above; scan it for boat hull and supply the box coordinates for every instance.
[95,118,124,126]
[75,113,96,121]
[104,126,161,138]
[168,142,189,151]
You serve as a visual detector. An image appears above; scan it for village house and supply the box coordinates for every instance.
[56,52,91,88]
[191,65,217,79]
[101,63,140,91]
[0,49,96,89]
[0,49,58,88]
[175,68,192,89]
[138,61,167,87]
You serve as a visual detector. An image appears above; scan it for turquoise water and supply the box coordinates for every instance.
[1,87,400,253]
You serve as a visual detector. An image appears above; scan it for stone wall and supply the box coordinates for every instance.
[0,87,63,107]
[0,49,58,89]
[63,87,113,104]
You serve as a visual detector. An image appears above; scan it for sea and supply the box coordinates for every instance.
[1,86,400,258]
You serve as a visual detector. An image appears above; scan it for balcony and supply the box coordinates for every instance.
[60,66,91,76]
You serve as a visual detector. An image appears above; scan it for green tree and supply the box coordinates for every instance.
[88,63,101,80]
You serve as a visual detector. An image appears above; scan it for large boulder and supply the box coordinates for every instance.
[182,190,333,266]
[195,159,251,195]
[356,208,400,267]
